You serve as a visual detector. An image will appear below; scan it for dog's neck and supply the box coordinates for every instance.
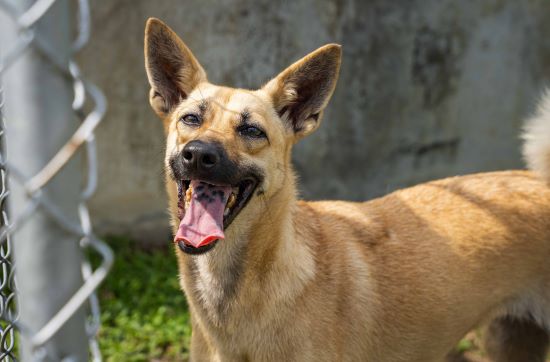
[178,174,315,327]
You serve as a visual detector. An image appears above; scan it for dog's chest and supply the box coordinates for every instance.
[185,257,302,358]
[206,309,302,361]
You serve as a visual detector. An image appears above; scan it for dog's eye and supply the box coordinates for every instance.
[180,114,201,127]
[238,125,266,139]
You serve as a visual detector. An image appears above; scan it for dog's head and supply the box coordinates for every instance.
[144,18,341,255]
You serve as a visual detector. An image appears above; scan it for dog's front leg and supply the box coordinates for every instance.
[188,325,216,362]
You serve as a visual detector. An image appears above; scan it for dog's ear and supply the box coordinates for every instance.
[263,44,341,139]
[144,18,207,118]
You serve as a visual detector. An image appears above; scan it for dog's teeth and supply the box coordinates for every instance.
[224,208,230,216]
[227,193,236,209]
[183,184,193,209]
[186,185,193,202]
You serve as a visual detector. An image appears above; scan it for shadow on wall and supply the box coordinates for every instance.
[79,0,550,244]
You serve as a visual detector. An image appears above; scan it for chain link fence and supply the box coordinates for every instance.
[0,0,113,360]
[0,66,18,362]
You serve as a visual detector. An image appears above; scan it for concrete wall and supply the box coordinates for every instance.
[80,0,550,244]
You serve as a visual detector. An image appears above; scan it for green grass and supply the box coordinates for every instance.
[97,236,191,362]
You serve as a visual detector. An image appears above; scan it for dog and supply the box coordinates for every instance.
[144,17,550,362]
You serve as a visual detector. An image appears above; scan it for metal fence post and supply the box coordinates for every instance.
[0,0,88,360]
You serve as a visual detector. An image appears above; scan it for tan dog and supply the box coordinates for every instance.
[144,18,550,362]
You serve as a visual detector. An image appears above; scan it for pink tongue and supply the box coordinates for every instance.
[175,180,232,248]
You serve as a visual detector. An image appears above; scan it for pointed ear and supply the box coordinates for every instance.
[144,18,207,118]
[263,44,341,139]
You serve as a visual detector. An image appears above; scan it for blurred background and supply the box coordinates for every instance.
[2,0,550,361]
[83,0,550,244]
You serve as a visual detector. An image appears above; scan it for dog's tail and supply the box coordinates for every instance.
[523,90,550,183]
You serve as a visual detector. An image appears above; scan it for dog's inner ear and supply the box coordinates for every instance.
[144,18,207,118]
[263,44,341,139]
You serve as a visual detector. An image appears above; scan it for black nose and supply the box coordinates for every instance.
[182,140,220,171]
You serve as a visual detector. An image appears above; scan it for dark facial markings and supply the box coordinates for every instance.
[178,99,210,129]
[198,99,208,113]
[241,110,250,122]
[168,140,264,187]
[236,110,268,141]
[177,102,269,144]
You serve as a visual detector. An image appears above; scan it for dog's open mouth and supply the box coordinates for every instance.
[174,178,257,254]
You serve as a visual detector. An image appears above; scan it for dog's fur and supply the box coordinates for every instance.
[145,18,550,362]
